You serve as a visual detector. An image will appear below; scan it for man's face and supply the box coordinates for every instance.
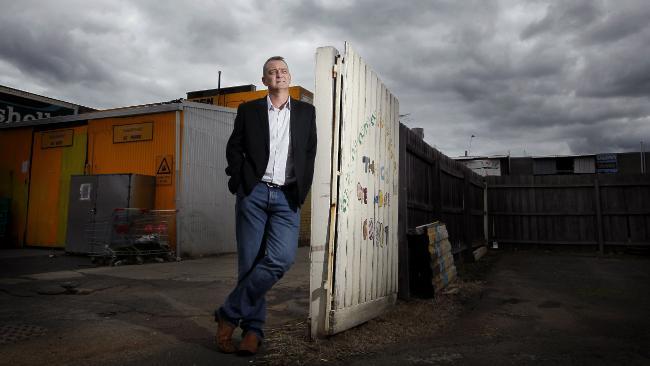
[262,60,291,91]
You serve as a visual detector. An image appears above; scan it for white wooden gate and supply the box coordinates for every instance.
[310,43,399,338]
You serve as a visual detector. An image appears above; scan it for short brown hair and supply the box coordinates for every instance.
[263,56,288,75]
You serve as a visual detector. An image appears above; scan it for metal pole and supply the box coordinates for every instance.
[484,180,488,243]
[468,135,475,156]
[641,141,645,174]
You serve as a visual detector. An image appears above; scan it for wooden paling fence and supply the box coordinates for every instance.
[486,174,650,252]
[395,124,649,300]
[397,124,485,298]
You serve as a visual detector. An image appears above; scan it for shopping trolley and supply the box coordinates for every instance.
[86,208,176,266]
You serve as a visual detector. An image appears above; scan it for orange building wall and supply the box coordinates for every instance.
[26,126,87,247]
[188,86,313,108]
[0,128,33,247]
[87,111,178,210]
[88,112,179,250]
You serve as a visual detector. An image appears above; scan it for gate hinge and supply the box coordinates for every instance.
[332,64,339,78]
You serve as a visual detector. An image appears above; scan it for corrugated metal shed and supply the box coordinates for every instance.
[533,158,556,175]
[461,159,502,176]
[574,156,596,174]
[509,157,533,175]
[616,152,648,174]
[178,103,237,256]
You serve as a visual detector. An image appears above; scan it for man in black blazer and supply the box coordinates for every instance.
[215,56,317,355]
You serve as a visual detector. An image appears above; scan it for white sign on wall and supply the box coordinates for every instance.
[462,159,501,176]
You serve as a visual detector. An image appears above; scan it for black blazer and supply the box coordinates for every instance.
[225,97,317,205]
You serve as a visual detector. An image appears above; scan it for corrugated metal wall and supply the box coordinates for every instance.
[462,159,502,176]
[533,158,556,175]
[617,152,649,174]
[26,126,87,247]
[87,112,176,209]
[574,156,595,174]
[510,157,534,175]
[0,127,33,246]
[178,105,237,255]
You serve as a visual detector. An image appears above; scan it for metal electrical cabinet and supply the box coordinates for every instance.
[65,174,155,253]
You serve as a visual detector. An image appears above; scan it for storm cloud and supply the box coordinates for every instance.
[1,0,648,156]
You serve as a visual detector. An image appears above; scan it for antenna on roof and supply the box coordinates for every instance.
[468,134,476,156]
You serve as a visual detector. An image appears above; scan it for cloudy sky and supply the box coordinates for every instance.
[1,0,649,157]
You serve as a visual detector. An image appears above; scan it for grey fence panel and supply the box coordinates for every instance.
[486,174,650,249]
[400,124,486,258]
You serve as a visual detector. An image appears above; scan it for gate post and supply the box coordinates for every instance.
[484,179,488,243]
[398,124,409,299]
[462,169,473,262]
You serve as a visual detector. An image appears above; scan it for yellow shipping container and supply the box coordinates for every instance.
[87,111,178,209]
[87,111,179,249]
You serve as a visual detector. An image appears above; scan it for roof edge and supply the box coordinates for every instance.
[0,102,184,129]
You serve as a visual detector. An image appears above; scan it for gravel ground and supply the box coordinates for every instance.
[257,255,493,366]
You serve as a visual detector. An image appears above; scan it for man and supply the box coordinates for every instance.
[215,56,317,355]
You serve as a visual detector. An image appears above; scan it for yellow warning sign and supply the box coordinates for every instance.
[156,155,173,185]
[157,157,171,175]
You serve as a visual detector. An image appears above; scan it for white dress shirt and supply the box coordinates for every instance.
[262,95,295,186]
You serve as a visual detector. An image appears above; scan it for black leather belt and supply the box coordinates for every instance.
[263,181,296,190]
[264,181,283,189]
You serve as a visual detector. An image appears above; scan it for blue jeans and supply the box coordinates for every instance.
[216,182,300,339]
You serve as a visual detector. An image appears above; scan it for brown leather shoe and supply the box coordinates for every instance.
[238,331,261,356]
[215,314,237,353]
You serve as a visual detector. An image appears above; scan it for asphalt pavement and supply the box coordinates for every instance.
[0,247,310,366]
[2,247,649,365]
[346,250,650,366]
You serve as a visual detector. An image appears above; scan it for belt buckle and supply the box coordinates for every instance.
[265,182,281,189]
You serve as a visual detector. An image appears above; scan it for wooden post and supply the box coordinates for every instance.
[398,124,409,299]
[434,152,442,221]
[309,46,339,339]
[484,179,488,243]
[463,169,473,262]
[594,175,605,255]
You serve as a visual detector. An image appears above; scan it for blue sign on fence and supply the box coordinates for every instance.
[596,154,617,173]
